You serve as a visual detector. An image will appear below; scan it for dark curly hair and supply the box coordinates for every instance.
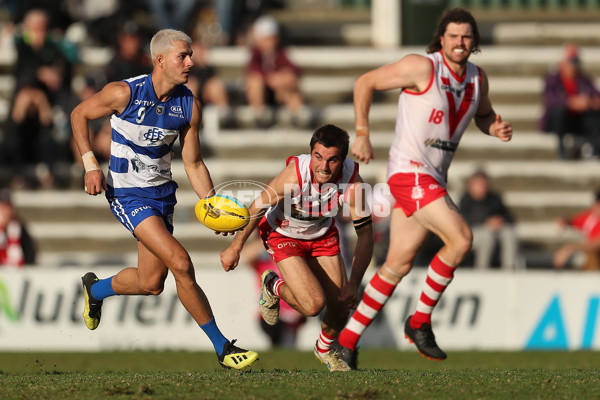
[426,8,480,55]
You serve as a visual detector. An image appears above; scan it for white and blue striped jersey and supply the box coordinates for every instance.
[107,74,194,199]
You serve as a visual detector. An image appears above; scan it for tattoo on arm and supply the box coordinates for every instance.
[444,195,458,212]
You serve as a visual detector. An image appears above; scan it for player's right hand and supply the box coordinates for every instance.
[214,230,235,236]
[351,136,375,164]
[84,170,106,196]
[220,247,240,272]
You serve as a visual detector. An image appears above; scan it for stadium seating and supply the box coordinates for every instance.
[3,6,600,269]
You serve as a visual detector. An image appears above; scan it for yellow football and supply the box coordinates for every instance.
[194,195,250,232]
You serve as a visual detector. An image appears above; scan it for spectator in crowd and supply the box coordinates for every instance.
[9,1,72,36]
[540,43,600,160]
[459,170,520,270]
[245,15,306,129]
[186,40,233,128]
[1,84,55,188]
[0,188,36,267]
[144,0,198,32]
[13,9,75,98]
[64,0,123,46]
[214,0,267,46]
[104,21,152,83]
[1,8,77,188]
[553,190,600,271]
[242,232,306,348]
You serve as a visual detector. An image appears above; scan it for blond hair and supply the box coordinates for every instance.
[150,29,192,66]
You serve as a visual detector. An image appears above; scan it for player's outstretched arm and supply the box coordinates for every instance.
[220,162,299,271]
[352,55,433,164]
[181,97,215,199]
[71,81,130,195]
[339,176,374,310]
[474,69,513,142]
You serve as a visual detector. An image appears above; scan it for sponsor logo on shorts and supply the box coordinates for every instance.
[323,237,338,247]
[429,184,441,190]
[131,205,151,216]
[277,242,297,249]
[411,186,424,200]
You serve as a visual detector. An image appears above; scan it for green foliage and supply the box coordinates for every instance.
[0,350,598,400]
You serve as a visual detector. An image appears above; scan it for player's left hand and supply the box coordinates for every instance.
[491,114,512,142]
[338,282,360,310]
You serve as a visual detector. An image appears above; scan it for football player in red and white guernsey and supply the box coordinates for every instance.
[221,124,373,371]
[337,8,513,362]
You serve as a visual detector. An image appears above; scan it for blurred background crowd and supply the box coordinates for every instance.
[0,0,599,288]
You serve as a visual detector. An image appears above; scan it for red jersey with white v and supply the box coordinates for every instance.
[387,50,481,186]
[264,154,358,240]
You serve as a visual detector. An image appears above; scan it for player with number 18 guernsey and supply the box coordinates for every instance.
[337,8,513,364]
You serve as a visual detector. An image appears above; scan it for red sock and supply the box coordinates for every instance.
[410,254,455,329]
[338,270,397,350]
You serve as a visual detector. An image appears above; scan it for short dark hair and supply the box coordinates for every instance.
[309,124,350,160]
[426,8,480,55]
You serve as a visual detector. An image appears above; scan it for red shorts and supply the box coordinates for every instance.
[258,217,340,263]
[388,172,447,217]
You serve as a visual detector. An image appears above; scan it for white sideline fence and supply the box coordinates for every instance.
[0,267,599,352]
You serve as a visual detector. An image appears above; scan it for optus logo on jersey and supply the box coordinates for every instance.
[134,99,155,107]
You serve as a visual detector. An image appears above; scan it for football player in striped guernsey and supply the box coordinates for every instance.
[71,29,258,370]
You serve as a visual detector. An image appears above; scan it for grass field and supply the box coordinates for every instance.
[1,350,598,400]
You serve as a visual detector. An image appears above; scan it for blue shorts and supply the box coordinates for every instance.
[107,193,177,236]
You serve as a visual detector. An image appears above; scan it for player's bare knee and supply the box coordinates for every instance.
[300,297,326,317]
[456,231,473,257]
[169,255,195,280]
[382,261,411,280]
